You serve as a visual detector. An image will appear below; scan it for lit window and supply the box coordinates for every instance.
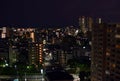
[116,45,120,48]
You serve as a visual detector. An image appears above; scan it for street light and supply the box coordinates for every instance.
[41,69,44,81]
[25,72,27,81]
[14,65,19,81]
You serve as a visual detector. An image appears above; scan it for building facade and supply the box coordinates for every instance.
[91,23,120,81]
[79,16,93,33]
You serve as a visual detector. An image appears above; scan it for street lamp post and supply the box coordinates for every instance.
[25,72,27,81]
[14,65,19,81]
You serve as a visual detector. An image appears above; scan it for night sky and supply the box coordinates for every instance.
[0,0,120,27]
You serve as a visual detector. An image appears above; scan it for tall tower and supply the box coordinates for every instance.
[91,23,120,81]
[79,16,86,33]
[30,32,35,42]
[79,16,93,33]
[28,43,43,65]
[0,27,10,38]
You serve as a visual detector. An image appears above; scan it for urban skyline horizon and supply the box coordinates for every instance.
[0,16,120,28]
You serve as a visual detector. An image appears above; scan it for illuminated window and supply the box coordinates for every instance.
[112,64,116,68]
[116,45,120,48]
[1,33,6,38]
[107,29,112,32]
[106,52,110,56]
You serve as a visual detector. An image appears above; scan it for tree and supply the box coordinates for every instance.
[1,67,16,75]
[67,59,90,74]
[61,35,77,51]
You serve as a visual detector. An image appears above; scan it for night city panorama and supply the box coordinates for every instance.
[0,0,120,81]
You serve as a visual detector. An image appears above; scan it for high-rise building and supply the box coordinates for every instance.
[0,38,9,61]
[28,43,43,65]
[30,31,35,42]
[79,16,93,33]
[9,44,19,66]
[0,27,10,38]
[91,23,120,81]
[96,18,102,24]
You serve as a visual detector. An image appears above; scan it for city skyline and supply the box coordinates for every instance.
[0,0,120,27]
[0,19,120,80]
